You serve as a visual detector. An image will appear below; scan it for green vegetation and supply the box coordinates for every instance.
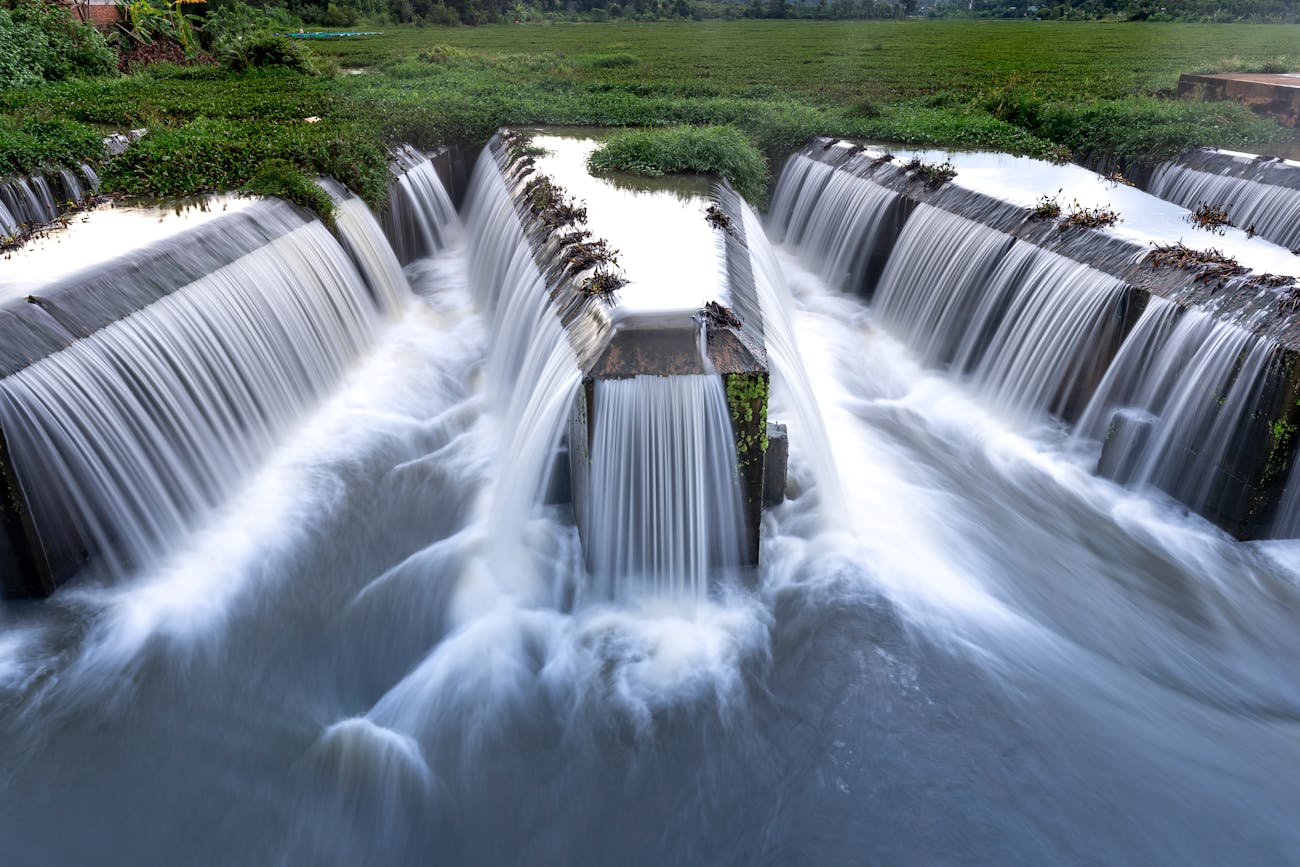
[1264,415,1298,487]
[196,0,1300,25]
[0,117,104,175]
[901,156,956,189]
[98,110,390,204]
[0,0,116,87]
[588,125,767,201]
[2,17,1298,208]
[1059,200,1120,230]
[725,373,769,469]
[242,156,336,218]
[1032,191,1063,219]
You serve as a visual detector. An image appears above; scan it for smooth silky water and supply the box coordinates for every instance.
[0,144,1299,866]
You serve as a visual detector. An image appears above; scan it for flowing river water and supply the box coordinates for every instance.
[1,144,1299,865]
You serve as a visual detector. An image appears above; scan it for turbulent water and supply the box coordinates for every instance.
[3,152,1300,867]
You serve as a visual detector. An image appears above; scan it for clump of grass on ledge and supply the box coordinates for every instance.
[1031,191,1062,219]
[1187,202,1232,235]
[1059,200,1120,231]
[580,267,626,296]
[1149,242,1247,283]
[242,158,335,222]
[901,157,956,189]
[704,203,734,235]
[587,126,767,203]
[563,237,619,276]
[524,175,588,230]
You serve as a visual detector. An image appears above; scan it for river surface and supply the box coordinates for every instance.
[2,223,1300,865]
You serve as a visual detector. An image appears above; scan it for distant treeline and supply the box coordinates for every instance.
[942,0,1300,22]
[231,0,1300,26]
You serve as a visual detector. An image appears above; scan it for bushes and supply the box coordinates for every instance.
[243,157,335,219]
[218,32,315,72]
[985,89,1287,162]
[0,0,117,89]
[0,117,104,175]
[203,1,317,73]
[100,116,389,204]
[587,125,768,201]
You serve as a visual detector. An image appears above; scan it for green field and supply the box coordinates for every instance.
[311,20,1300,103]
[3,19,1297,205]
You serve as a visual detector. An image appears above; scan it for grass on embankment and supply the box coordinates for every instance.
[588,126,768,201]
[1,20,1296,206]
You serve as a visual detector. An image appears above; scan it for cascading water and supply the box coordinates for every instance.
[1149,158,1300,251]
[790,194,1132,421]
[320,179,413,314]
[1074,299,1275,514]
[733,197,846,518]
[6,136,1300,867]
[385,145,459,265]
[460,149,585,584]
[0,174,60,238]
[769,152,904,295]
[585,374,747,599]
[0,198,404,584]
[57,168,84,206]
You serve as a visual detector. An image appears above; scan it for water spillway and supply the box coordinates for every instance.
[0,187,427,597]
[5,131,1300,865]
[0,164,100,243]
[772,138,1300,538]
[382,145,461,265]
[464,130,787,596]
[1146,148,1300,253]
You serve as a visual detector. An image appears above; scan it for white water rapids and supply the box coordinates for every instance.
[1,150,1299,866]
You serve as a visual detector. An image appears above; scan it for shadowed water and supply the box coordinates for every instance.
[1,151,1300,867]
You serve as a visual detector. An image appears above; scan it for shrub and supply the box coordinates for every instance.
[243,157,335,221]
[583,52,639,69]
[587,125,768,202]
[100,116,389,206]
[218,33,315,72]
[0,0,117,89]
[203,1,315,73]
[0,117,104,175]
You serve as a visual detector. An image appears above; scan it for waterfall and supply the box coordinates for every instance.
[769,152,904,295]
[1074,298,1276,516]
[585,374,746,599]
[766,147,1293,532]
[1149,160,1300,252]
[736,199,845,518]
[385,146,459,265]
[57,169,84,206]
[769,193,1138,423]
[0,200,401,585]
[0,175,61,238]
[320,179,413,314]
[461,150,584,582]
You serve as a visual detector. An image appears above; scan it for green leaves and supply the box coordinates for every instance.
[587,125,768,202]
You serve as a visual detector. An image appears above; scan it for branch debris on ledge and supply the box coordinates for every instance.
[702,300,742,330]
[1148,242,1246,283]
[705,204,735,236]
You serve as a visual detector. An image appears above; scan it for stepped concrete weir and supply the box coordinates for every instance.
[475,129,787,591]
[1143,148,1300,253]
[0,174,445,597]
[774,138,1300,539]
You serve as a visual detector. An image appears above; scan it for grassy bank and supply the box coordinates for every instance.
[2,19,1296,205]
